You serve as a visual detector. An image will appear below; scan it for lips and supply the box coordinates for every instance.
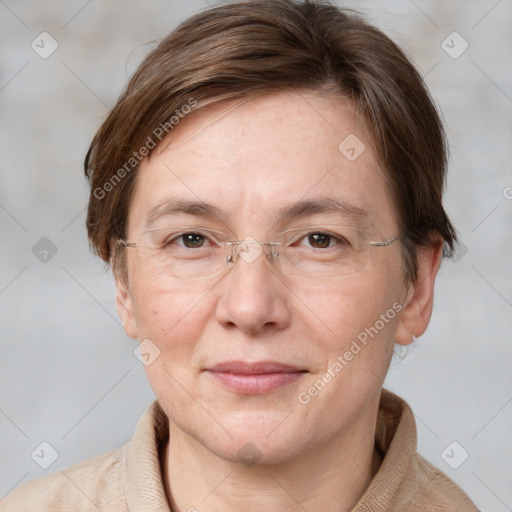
[207,361,304,374]
[205,361,307,394]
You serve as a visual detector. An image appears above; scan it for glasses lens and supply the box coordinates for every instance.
[137,227,227,278]
[277,226,368,278]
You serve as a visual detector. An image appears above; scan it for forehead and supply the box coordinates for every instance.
[128,91,397,233]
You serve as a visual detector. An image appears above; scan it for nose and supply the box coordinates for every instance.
[214,240,292,335]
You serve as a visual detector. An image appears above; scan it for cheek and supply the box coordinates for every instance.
[300,269,403,387]
[129,275,216,408]
[130,273,213,355]
[296,274,400,347]
[298,284,400,410]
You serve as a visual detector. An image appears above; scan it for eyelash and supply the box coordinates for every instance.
[296,232,349,249]
[170,232,213,248]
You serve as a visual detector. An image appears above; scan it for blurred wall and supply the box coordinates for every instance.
[1,1,511,510]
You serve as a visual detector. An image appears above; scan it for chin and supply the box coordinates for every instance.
[194,412,310,467]
[212,436,305,467]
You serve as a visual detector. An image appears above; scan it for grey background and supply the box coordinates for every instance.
[1,0,511,510]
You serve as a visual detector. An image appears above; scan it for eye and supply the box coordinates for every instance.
[298,231,349,249]
[168,232,211,249]
[306,232,332,249]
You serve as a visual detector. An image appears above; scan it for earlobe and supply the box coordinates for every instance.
[394,240,444,346]
[116,279,138,338]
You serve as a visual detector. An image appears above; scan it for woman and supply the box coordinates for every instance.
[2,1,479,510]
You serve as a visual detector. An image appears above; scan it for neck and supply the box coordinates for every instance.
[163,394,382,512]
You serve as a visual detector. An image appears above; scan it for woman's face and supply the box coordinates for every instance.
[117,91,414,464]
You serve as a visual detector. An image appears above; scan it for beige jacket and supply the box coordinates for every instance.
[0,390,479,511]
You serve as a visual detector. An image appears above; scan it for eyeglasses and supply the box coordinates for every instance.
[117,225,400,280]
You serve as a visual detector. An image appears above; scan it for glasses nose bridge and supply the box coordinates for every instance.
[225,239,280,266]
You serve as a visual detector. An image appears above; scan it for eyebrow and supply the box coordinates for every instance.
[274,197,367,225]
[145,198,226,227]
[144,196,367,228]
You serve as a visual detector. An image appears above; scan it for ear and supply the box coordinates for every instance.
[116,278,138,339]
[394,239,444,346]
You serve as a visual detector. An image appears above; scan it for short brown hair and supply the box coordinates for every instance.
[85,0,456,283]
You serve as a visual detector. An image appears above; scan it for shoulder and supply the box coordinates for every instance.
[0,446,126,512]
[374,390,479,511]
[399,453,480,511]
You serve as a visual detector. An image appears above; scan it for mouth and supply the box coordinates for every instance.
[204,361,308,394]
